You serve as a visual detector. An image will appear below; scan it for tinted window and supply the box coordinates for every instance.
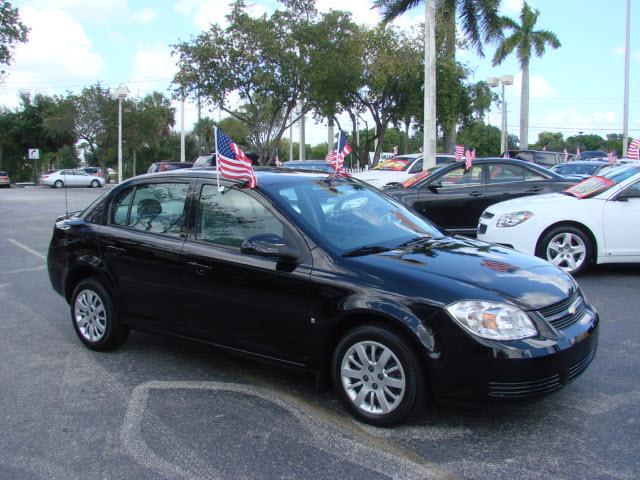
[109,188,135,225]
[438,166,483,186]
[83,192,110,224]
[488,164,545,183]
[622,181,640,196]
[535,152,558,166]
[409,159,423,173]
[126,183,189,237]
[196,185,284,248]
[514,152,534,162]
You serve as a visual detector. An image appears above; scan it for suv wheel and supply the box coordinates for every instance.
[332,324,425,426]
[70,278,128,350]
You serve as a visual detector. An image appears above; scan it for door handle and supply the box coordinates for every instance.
[527,186,543,193]
[105,245,126,256]
[469,191,484,197]
[187,261,213,275]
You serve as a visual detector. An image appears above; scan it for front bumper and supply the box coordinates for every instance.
[426,303,599,404]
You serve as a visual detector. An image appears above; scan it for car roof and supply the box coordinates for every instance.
[283,160,327,164]
[561,160,608,165]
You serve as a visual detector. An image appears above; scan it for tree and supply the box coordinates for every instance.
[534,131,565,152]
[457,121,501,157]
[0,1,29,75]
[373,0,502,154]
[492,2,560,149]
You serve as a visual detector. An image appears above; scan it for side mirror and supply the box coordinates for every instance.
[240,233,299,261]
[428,180,442,192]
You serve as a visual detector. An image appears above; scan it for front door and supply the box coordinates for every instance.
[603,181,640,257]
[181,181,313,365]
[416,164,485,232]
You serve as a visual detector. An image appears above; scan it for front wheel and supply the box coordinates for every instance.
[537,225,592,275]
[90,179,100,188]
[54,180,64,188]
[332,324,425,426]
[70,278,128,350]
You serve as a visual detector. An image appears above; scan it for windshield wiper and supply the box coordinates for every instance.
[396,236,432,248]
[342,245,392,258]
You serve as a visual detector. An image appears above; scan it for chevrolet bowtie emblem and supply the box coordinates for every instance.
[568,305,577,315]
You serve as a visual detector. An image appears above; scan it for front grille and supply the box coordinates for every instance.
[537,292,586,330]
[481,211,495,219]
[569,348,596,380]
[488,374,562,398]
[477,223,487,234]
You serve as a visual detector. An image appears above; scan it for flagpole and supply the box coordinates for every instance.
[622,0,631,155]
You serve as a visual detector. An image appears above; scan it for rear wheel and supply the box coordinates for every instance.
[537,225,592,275]
[70,278,128,350]
[332,324,426,426]
[90,179,100,188]
[54,180,64,188]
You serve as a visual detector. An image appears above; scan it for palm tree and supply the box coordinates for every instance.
[492,1,560,149]
[373,0,502,155]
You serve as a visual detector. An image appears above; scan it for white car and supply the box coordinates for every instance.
[477,165,640,275]
[352,154,455,188]
[40,169,105,188]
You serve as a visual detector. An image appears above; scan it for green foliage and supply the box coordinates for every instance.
[456,121,502,157]
[0,1,29,74]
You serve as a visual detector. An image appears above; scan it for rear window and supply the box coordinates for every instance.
[193,155,215,168]
[0,171,7,176]
[535,152,559,166]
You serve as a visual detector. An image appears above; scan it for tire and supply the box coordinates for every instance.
[332,324,426,427]
[537,225,593,276]
[54,180,64,188]
[70,278,128,350]
[90,179,100,188]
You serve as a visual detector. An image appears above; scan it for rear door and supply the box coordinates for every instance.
[603,180,640,257]
[415,164,485,232]
[180,180,313,364]
[484,163,552,206]
[99,179,193,332]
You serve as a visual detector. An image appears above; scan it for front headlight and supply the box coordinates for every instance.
[497,211,533,227]
[446,301,537,340]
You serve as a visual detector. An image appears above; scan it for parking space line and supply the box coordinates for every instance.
[7,238,46,260]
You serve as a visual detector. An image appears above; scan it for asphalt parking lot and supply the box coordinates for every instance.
[1,185,639,480]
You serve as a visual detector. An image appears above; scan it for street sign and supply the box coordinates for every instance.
[28,148,40,160]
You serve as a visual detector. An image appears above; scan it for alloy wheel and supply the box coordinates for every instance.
[546,232,587,273]
[74,289,107,342]
[340,340,406,415]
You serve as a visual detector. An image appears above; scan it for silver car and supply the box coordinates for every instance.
[40,169,105,188]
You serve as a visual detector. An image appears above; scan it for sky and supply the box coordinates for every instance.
[1,0,639,153]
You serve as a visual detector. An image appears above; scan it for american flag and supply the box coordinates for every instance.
[274,149,282,167]
[464,148,475,170]
[325,130,351,176]
[607,150,617,166]
[576,146,581,158]
[627,139,640,160]
[454,144,465,161]
[563,148,569,161]
[215,127,257,188]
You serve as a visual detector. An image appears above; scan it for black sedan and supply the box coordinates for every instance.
[47,169,598,426]
[385,158,577,236]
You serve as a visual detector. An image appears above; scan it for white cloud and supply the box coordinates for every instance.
[174,0,268,30]
[131,43,177,82]
[0,5,104,107]
[513,73,556,99]
[532,108,617,135]
[27,0,130,24]
[501,0,525,16]
[132,7,157,24]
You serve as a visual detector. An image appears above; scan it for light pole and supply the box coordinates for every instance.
[115,85,129,184]
[622,0,631,155]
[487,75,513,154]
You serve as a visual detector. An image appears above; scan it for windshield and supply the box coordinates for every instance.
[554,163,601,176]
[401,166,445,188]
[563,165,640,198]
[373,157,415,171]
[261,177,443,253]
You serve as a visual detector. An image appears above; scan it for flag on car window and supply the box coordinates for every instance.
[607,150,617,166]
[465,149,475,170]
[215,127,257,188]
[325,130,351,177]
[454,144,465,161]
[628,139,640,160]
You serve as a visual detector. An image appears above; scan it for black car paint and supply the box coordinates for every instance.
[385,158,576,235]
[47,169,598,404]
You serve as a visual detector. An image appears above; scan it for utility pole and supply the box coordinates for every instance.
[289,111,294,161]
[180,98,186,162]
[299,112,306,161]
[622,0,631,155]
[327,118,334,153]
[422,0,437,170]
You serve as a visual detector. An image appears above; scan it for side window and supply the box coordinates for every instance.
[438,166,483,187]
[127,183,189,237]
[515,152,534,162]
[109,187,135,226]
[196,185,284,248]
[536,152,557,166]
[621,181,640,197]
[524,168,546,181]
[409,159,423,174]
[488,164,545,183]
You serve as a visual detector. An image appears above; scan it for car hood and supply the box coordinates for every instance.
[349,235,575,310]
[484,192,578,214]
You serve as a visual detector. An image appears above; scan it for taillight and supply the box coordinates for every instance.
[42,175,49,179]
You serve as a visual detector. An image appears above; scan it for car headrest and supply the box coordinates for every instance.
[137,198,162,216]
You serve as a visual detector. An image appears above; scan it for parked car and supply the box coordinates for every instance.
[352,154,456,188]
[84,166,111,183]
[0,170,10,188]
[146,161,193,174]
[478,165,640,275]
[577,150,607,161]
[385,158,577,236]
[48,168,598,426]
[507,150,564,167]
[281,160,334,172]
[40,169,105,188]
[192,153,216,169]
[549,160,610,179]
